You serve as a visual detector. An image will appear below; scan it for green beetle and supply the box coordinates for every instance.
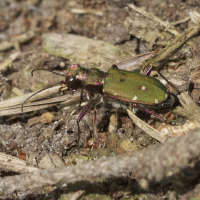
[22,64,176,123]
[104,68,169,106]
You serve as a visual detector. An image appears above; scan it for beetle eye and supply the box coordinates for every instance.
[65,76,82,92]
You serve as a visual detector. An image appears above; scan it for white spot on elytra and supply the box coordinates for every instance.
[132,95,137,101]
[114,93,118,95]
[141,86,146,90]
[165,93,168,99]
[155,99,159,103]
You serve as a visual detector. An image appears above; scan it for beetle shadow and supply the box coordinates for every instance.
[136,109,151,122]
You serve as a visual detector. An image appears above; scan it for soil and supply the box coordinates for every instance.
[1,0,200,199]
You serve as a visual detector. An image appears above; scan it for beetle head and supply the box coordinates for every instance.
[59,75,82,95]
[21,64,83,112]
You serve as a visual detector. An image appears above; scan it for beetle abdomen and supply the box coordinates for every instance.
[103,69,168,105]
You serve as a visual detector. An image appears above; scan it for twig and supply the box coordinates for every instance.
[71,8,103,16]
[0,31,35,52]
[0,152,38,173]
[0,91,80,116]
[0,84,81,116]
[0,127,199,197]
[0,52,20,71]
[0,103,57,116]
[127,4,199,72]
[142,24,200,71]
[170,16,191,26]
[11,87,24,96]
[0,161,38,173]
[69,190,86,200]
[0,86,61,110]
[128,4,180,36]
[174,92,200,121]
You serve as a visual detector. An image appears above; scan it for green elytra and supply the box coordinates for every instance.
[103,68,168,105]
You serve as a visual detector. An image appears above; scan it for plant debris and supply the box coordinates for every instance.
[1,0,200,199]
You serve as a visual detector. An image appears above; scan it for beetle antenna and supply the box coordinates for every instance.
[31,69,66,77]
[147,66,181,95]
[156,70,181,95]
[21,81,65,113]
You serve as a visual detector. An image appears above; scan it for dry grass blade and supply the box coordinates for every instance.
[128,4,180,36]
[0,152,38,173]
[0,86,60,109]
[0,86,81,116]
[175,92,200,121]
[158,120,200,138]
[0,31,35,52]
[142,24,200,71]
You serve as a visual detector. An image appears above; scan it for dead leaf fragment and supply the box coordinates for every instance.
[43,33,133,71]
[11,87,24,96]
[17,149,26,161]
[38,154,55,169]
[124,4,173,48]
[50,154,65,167]
[27,112,54,126]
[176,92,200,121]
[41,112,54,123]
[115,139,140,154]
[189,11,200,24]
[158,121,200,138]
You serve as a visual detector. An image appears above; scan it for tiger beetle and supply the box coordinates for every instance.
[21,56,180,143]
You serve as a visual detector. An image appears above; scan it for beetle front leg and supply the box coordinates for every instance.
[87,107,98,161]
[76,95,99,144]
[76,102,91,143]
[78,88,84,107]
[111,64,118,69]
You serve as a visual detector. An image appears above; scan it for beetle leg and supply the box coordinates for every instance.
[145,66,153,76]
[75,92,98,124]
[87,104,103,161]
[111,64,118,69]
[77,95,103,159]
[76,102,91,143]
[78,88,84,107]
[87,107,97,161]
[77,102,91,123]
[135,104,178,124]
[70,89,87,117]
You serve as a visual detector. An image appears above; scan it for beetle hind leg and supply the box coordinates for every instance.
[135,104,178,125]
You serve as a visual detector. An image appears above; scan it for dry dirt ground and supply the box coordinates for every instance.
[1,0,200,199]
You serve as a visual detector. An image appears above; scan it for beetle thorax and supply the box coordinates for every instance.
[83,68,104,86]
